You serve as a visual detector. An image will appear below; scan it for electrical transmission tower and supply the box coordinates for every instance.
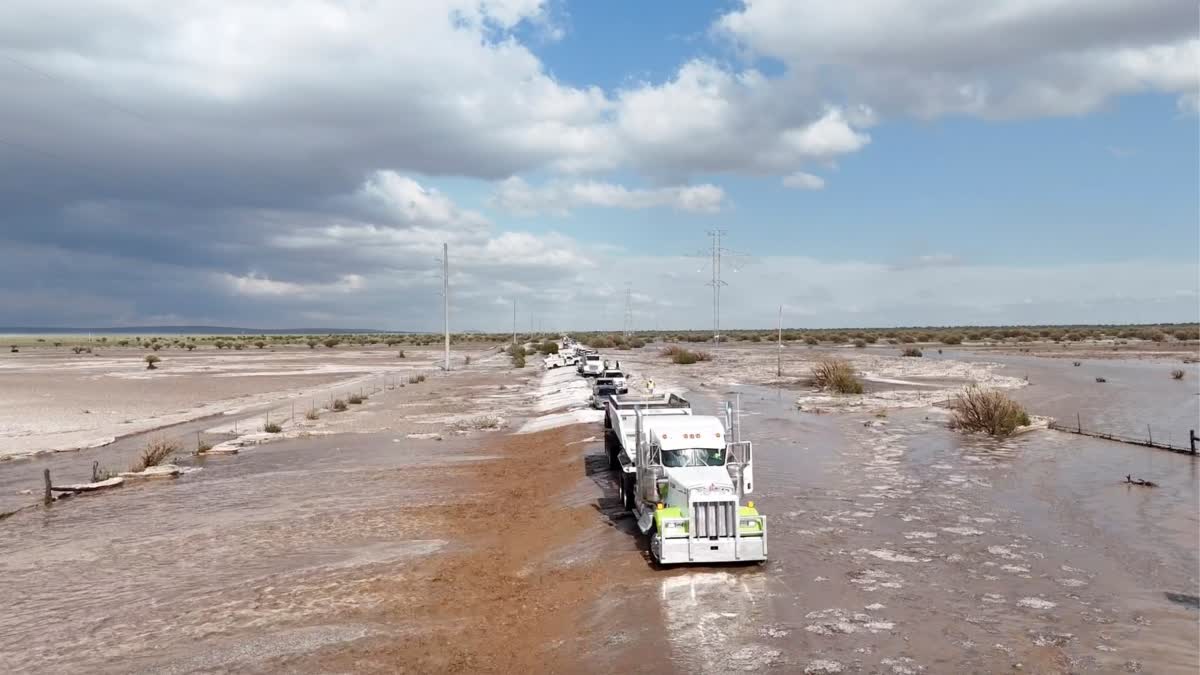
[688,230,750,347]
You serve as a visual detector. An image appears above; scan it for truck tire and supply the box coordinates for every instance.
[605,431,618,470]
[621,473,636,511]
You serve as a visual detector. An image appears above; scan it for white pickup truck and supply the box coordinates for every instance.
[604,393,766,565]
[542,347,580,369]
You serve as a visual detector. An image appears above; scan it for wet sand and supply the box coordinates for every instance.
[1,342,1197,673]
[0,344,494,460]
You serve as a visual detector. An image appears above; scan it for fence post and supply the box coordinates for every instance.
[1147,425,1152,446]
[92,461,99,483]
[1190,429,1197,454]
[1077,412,1081,434]
[43,469,52,505]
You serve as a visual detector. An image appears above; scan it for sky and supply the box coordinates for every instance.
[0,0,1197,331]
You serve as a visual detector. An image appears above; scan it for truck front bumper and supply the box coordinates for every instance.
[652,534,767,565]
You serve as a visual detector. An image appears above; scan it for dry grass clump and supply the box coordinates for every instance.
[348,394,365,404]
[1170,369,1185,380]
[144,354,160,370]
[811,358,863,394]
[305,408,319,420]
[332,398,348,411]
[948,386,1030,437]
[263,421,283,433]
[659,345,684,357]
[131,437,178,472]
[901,347,923,357]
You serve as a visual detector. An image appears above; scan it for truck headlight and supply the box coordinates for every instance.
[739,518,759,529]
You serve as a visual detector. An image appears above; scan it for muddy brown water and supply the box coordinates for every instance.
[576,374,1198,673]
[1,350,1197,673]
[0,431,485,672]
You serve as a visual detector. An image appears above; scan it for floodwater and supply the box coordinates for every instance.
[2,346,1198,673]
[931,349,1200,442]
[582,354,1199,673]
[0,431,480,672]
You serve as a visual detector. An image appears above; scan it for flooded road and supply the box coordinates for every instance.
[2,343,1197,673]
[592,347,1199,673]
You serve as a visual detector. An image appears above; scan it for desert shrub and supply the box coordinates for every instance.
[397,349,405,358]
[672,350,700,364]
[941,334,963,345]
[465,355,472,365]
[898,334,915,344]
[254,341,267,349]
[323,338,340,348]
[305,408,319,420]
[263,420,283,433]
[196,438,212,454]
[144,354,161,370]
[131,438,178,472]
[811,358,863,394]
[306,339,318,349]
[659,345,684,357]
[72,346,85,354]
[804,336,819,346]
[348,394,364,404]
[537,341,559,355]
[1174,329,1196,341]
[1171,369,1185,380]
[234,342,246,350]
[901,347,923,357]
[948,387,1030,436]
[670,349,712,364]
[853,339,867,348]
[151,343,162,351]
[186,344,196,351]
[629,339,646,348]
[508,344,526,368]
[332,399,348,411]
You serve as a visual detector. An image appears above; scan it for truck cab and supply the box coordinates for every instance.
[578,353,604,377]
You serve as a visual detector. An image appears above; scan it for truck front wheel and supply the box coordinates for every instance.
[620,473,636,511]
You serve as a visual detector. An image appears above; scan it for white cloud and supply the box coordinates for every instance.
[716,0,1199,119]
[490,177,726,215]
[781,172,826,190]
[613,60,874,176]
[221,272,364,298]
[352,172,489,229]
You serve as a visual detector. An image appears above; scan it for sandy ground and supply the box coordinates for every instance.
[0,344,503,460]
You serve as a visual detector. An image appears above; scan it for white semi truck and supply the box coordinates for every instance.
[577,351,604,377]
[604,393,766,565]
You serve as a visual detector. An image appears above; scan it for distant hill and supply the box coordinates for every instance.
[0,325,399,335]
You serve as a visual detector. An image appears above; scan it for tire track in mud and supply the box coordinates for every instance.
[286,423,656,673]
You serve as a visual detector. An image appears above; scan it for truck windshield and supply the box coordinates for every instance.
[661,447,726,467]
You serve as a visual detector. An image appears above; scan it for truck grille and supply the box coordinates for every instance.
[692,500,736,538]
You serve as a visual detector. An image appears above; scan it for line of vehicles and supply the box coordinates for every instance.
[547,337,767,565]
